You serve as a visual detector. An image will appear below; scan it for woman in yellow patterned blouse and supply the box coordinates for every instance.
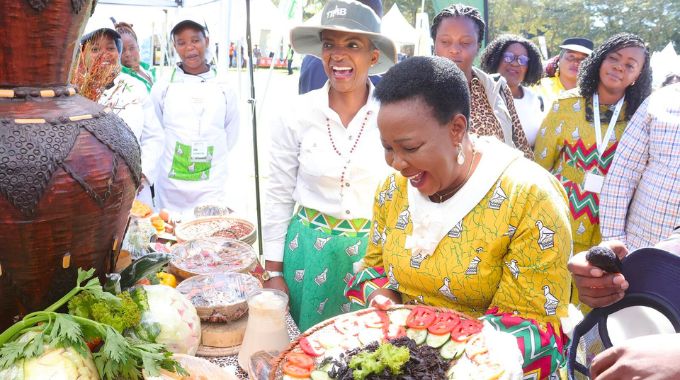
[534,33,652,254]
[345,56,573,379]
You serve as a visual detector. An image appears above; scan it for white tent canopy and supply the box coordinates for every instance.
[650,42,679,88]
[382,4,417,45]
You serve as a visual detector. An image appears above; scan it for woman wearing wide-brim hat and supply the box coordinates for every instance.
[261,0,397,331]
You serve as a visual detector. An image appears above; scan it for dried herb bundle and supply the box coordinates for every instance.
[70,39,120,102]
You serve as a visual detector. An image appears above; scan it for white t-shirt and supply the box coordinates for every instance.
[512,86,546,147]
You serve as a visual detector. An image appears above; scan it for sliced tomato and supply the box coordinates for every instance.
[282,362,311,378]
[450,319,483,342]
[286,353,314,370]
[427,312,460,335]
[405,306,436,329]
[334,317,359,336]
[298,336,325,357]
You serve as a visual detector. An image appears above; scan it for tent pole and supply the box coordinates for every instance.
[245,0,264,257]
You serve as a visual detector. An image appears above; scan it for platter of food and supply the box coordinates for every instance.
[174,216,256,245]
[269,305,522,380]
[169,237,257,280]
[144,353,237,380]
[131,199,153,218]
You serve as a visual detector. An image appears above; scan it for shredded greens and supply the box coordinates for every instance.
[0,268,186,380]
[349,342,410,380]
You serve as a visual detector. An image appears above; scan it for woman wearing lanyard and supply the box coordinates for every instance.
[150,18,240,218]
[534,33,652,255]
[262,0,396,331]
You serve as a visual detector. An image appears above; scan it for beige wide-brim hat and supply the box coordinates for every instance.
[290,0,397,75]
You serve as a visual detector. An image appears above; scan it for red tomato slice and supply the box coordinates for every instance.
[427,312,461,335]
[450,319,483,341]
[298,336,325,357]
[286,353,315,370]
[405,306,437,329]
[283,362,311,378]
[334,317,359,336]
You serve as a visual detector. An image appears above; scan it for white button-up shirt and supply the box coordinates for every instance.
[263,82,391,261]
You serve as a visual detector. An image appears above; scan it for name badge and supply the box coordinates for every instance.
[583,172,605,194]
[191,141,209,161]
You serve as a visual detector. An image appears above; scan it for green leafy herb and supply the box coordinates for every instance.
[349,342,410,380]
[0,268,187,380]
[68,290,142,333]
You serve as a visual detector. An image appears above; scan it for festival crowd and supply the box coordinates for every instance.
[73,1,680,379]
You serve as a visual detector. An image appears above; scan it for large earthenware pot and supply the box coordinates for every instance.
[0,0,141,329]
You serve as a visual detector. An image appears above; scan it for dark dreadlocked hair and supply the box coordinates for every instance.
[578,33,652,119]
[480,34,544,86]
[114,21,138,42]
[430,3,485,46]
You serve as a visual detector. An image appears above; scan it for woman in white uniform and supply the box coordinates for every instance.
[77,28,165,206]
[151,19,240,218]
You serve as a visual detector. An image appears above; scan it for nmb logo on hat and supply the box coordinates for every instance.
[326,5,348,19]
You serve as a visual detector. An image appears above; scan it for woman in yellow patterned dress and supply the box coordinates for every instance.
[345,56,573,379]
[534,33,652,254]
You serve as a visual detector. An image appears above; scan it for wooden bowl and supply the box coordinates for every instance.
[176,272,261,322]
[174,216,257,246]
[169,237,257,281]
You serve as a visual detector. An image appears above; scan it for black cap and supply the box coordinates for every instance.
[80,28,122,55]
[171,19,209,38]
[559,37,594,55]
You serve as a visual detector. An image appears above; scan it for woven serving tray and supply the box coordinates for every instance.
[268,304,480,380]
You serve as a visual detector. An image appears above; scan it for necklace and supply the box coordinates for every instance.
[326,110,372,197]
[326,111,371,157]
[431,147,478,203]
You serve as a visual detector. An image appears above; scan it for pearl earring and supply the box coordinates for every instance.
[457,143,465,165]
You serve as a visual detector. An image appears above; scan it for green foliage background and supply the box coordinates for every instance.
[292,0,679,54]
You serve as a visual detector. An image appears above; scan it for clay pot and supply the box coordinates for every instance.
[0,0,141,329]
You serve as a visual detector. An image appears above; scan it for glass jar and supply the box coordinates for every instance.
[237,289,290,370]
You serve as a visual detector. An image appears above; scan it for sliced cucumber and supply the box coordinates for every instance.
[440,339,466,360]
[310,370,332,380]
[406,328,428,345]
[358,328,383,346]
[425,332,450,348]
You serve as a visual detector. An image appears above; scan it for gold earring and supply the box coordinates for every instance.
[457,143,465,165]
